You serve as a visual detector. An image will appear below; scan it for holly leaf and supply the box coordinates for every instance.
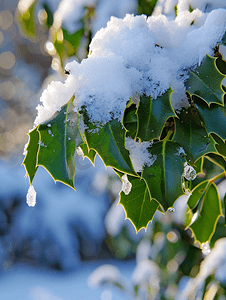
[119,175,159,232]
[187,180,209,211]
[188,182,223,244]
[193,157,204,175]
[23,127,40,184]
[137,88,176,141]
[37,96,83,188]
[186,54,225,105]
[172,107,216,163]
[205,153,226,171]
[211,133,226,157]
[83,114,136,176]
[142,140,186,211]
[123,103,138,139]
[79,143,96,165]
[62,27,84,57]
[193,96,226,141]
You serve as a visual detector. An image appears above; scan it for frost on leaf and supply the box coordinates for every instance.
[121,174,132,195]
[183,162,196,180]
[26,185,36,207]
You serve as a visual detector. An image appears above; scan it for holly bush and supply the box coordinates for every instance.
[21,0,226,250]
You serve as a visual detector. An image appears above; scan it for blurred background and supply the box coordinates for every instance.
[0,0,226,299]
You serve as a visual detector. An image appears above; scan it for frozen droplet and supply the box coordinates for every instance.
[183,162,196,180]
[168,207,175,213]
[202,242,211,255]
[76,146,84,157]
[121,174,132,195]
[48,129,52,135]
[26,185,36,207]
[47,124,51,127]
[68,137,71,141]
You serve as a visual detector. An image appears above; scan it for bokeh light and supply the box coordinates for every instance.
[0,51,16,69]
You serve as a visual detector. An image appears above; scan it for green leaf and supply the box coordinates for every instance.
[205,153,226,171]
[79,143,96,165]
[194,97,226,140]
[37,96,83,188]
[186,54,225,105]
[123,103,138,139]
[211,133,226,157]
[193,157,204,175]
[119,175,159,232]
[223,193,226,226]
[188,182,223,244]
[187,180,209,211]
[17,0,37,38]
[62,28,84,55]
[172,106,216,163]
[137,88,176,141]
[43,2,54,28]
[142,140,186,211]
[23,127,40,184]
[83,115,136,176]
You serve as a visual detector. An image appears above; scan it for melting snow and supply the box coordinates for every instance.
[26,185,36,207]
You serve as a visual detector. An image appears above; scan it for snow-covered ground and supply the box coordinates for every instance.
[0,260,136,300]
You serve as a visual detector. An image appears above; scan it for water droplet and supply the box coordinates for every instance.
[202,242,211,255]
[183,162,196,180]
[47,124,51,127]
[168,207,175,213]
[48,129,52,135]
[26,185,36,207]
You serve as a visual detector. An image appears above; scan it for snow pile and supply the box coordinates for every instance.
[35,6,226,126]
[88,264,122,288]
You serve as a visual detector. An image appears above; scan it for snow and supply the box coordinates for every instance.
[34,6,226,127]
[121,174,132,195]
[88,264,122,288]
[125,137,156,173]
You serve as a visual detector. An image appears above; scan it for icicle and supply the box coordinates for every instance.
[26,185,36,207]
[183,162,196,180]
[202,242,211,255]
[121,174,132,195]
